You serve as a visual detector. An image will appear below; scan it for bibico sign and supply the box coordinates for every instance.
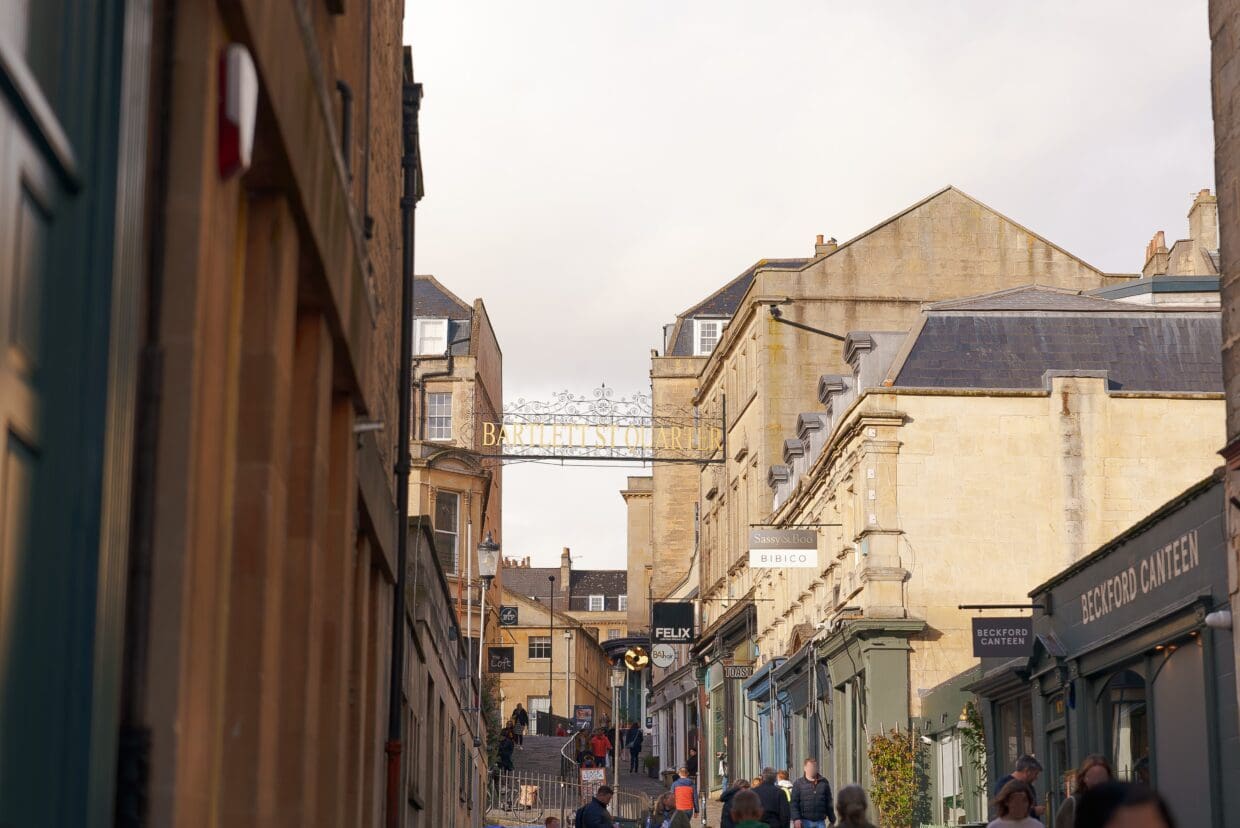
[748,528,818,568]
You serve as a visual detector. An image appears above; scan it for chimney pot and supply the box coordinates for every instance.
[815,234,824,245]
[815,235,838,258]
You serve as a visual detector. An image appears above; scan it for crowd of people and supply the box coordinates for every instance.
[570,720,646,772]
[988,753,1176,828]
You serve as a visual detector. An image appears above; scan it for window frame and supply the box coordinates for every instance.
[618,594,628,612]
[607,629,621,640]
[588,594,605,612]
[528,635,552,660]
[415,318,449,355]
[427,391,453,441]
[434,491,460,573]
[694,318,724,356]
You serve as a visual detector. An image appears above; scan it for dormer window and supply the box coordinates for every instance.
[415,318,448,355]
[694,319,725,356]
[588,594,605,612]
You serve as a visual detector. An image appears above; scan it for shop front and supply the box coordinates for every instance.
[771,645,830,775]
[693,598,757,794]
[742,658,787,773]
[970,474,1240,827]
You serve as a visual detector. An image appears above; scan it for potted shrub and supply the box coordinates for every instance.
[643,755,659,779]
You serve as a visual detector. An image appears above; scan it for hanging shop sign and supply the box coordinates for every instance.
[651,643,676,668]
[970,617,1034,658]
[652,602,696,643]
[479,386,724,464]
[574,704,595,730]
[487,646,515,673]
[722,663,754,679]
[624,646,650,671]
[498,605,519,626]
[748,528,818,568]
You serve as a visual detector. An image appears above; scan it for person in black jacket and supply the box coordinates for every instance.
[754,768,791,828]
[497,727,516,772]
[576,785,616,828]
[789,758,835,828]
[719,779,751,828]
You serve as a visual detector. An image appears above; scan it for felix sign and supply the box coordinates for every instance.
[652,602,695,643]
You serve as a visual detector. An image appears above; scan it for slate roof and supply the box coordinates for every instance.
[928,285,1126,313]
[501,566,628,613]
[893,291,1222,392]
[414,275,473,320]
[665,258,809,356]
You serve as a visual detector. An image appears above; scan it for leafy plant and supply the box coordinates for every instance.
[480,673,503,765]
[960,702,988,799]
[643,755,659,769]
[868,727,929,828]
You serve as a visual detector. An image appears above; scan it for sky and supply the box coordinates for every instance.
[404,1,1215,569]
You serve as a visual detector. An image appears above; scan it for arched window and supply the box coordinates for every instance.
[1101,669,1149,783]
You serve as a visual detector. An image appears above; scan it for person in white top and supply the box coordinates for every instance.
[987,780,1042,828]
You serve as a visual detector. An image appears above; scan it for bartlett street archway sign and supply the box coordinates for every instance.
[482,386,724,464]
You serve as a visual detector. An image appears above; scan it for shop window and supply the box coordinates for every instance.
[997,695,1034,772]
[1102,670,1149,783]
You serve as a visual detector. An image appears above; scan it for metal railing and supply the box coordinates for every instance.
[485,769,648,826]
[560,728,581,779]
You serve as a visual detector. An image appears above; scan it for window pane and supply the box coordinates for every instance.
[618,595,627,611]
[428,392,452,441]
[607,629,620,640]
[697,320,720,355]
[416,319,448,355]
[528,636,551,659]
[434,492,459,572]
[589,595,604,612]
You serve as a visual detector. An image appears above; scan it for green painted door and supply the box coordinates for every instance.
[0,0,138,824]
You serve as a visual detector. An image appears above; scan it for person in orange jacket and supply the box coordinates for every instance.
[590,729,613,768]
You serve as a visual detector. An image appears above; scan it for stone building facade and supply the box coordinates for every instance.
[409,274,504,662]
[491,588,614,734]
[0,2,486,826]
[758,288,1224,787]
[634,186,1132,793]
[503,550,629,643]
[1210,0,1240,728]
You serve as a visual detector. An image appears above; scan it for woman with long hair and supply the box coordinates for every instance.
[1055,754,1114,828]
[987,780,1041,827]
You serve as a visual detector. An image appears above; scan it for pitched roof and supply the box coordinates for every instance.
[928,285,1125,313]
[665,258,808,356]
[414,274,473,320]
[893,293,1223,392]
[501,566,628,603]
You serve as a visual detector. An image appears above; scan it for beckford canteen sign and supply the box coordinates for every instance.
[971,617,1034,658]
[748,528,818,568]
[480,386,724,464]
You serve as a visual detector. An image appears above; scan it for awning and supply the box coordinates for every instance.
[772,641,829,714]
[743,658,786,701]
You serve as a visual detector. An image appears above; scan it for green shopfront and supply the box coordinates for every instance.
[969,475,1240,827]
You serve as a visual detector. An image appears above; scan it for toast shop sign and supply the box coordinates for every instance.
[481,387,724,464]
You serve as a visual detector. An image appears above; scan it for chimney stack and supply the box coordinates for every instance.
[1188,188,1219,252]
[814,234,838,258]
[1143,230,1169,277]
[560,547,571,595]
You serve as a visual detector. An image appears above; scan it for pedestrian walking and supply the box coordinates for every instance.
[512,703,529,747]
[790,757,835,828]
[1054,754,1113,828]
[718,778,751,828]
[754,768,791,828]
[1075,781,1177,828]
[671,766,698,818]
[576,784,616,828]
[993,755,1046,821]
[590,728,613,769]
[497,727,516,773]
[776,769,793,801]
[628,721,644,774]
[834,785,877,828]
[728,789,770,828]
[988,780,1041,828]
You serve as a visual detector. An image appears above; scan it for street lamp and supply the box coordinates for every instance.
[476,532,500,713]
[548,574,556,730]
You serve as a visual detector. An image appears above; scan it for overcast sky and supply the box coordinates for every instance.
[404,1,1215,569]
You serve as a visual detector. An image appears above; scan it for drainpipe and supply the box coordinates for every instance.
[385,70,421,828]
